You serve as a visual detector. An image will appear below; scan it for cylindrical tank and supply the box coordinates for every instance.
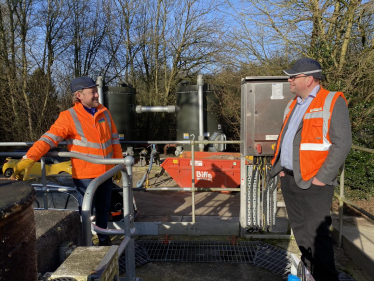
[104,82,137,150]
[0,180,36,280]
[176,82,223,151]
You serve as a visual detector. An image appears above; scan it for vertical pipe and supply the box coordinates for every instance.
[41,158,48,210]
[197,75,204,152]
[338,164,345,248]
[123,156,135,281]
[239,156,247,234]
[96,76,104,106]
[191,136,196,223]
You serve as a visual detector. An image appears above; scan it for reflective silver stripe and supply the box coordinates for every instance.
[321,91,336,149]
[70,150,105,159]
[66,138,101,149]
[39,137,56,148]
[102,139,113,150]
[300,91,337,151]
[304,111,323,119]
[68,107,115,156]
[283,100,294,121]
[283,69,322,76]
[103,111,119,147]
[323,91,336,133]
[69,150,113,159]
[68,108,88,143]
[103,111,112,132]
[300,142,331,151]
[43,132,63,143]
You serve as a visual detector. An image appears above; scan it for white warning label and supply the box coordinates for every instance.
[271,83,284,99]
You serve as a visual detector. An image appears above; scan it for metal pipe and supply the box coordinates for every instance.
[82,162,131,245]
[117,236,131,257]
[32,185,77,192]
[338,164,345,248]
[197,75,204,151]
[143,187,241,192]
[136,105,176,113]
[121,140,241,145]
[92,224,125,235]
[334,194,374,221]
[96,76,104,106]
[191,136,196,223]
[351,144,374,154]
[72,154,137,281]
[163,143,177,155]
[122,156,136,281]
[0,140,241,154]
[40,158,48,210]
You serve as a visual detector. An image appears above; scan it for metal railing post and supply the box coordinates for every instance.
[338,164,345,248]
[197,75,204,152]
[191,135,196,223]
[40,158,48,210]
[123,156,136,281]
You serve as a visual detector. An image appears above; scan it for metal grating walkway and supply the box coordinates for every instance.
[119,240,355,281]
[119,241,290,277]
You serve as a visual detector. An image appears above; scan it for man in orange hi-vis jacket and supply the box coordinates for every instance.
[270,58,352,281]
[12,76,123,246]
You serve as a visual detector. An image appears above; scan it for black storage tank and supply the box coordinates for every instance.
[104,83,137,150]
[176,82,224,151]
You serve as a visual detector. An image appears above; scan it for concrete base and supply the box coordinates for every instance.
[35,209,82,274]
[331,226,374,278]
[51,246,119,281]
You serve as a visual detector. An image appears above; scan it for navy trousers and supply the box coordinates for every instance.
[281,174,339,281]
[73,178,112,242]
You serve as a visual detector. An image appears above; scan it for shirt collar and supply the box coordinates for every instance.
[83,105,97,116]
[297,84,320,104]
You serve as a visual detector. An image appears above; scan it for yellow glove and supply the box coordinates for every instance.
[11,158,35,181]
[113,171,122,183]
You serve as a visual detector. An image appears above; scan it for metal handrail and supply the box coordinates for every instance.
[335,144,374,248]
[0,140,243,224]
[79,158,137,281]
[0,146,137,281]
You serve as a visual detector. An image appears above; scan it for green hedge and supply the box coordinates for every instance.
[341,100,374,201]
[342,149,374,200]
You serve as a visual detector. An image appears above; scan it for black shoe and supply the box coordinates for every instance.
[98,237,112,246]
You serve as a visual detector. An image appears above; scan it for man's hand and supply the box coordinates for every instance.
[312,177,325,186]
[279,171,285,177]
[113,171,122,183]
[11,158,35,181]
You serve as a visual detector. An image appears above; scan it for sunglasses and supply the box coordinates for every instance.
[289,75,309,81]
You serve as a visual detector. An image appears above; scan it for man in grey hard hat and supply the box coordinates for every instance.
[270,58,352,281]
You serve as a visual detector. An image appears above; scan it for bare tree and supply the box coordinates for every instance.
[0,0,37,141]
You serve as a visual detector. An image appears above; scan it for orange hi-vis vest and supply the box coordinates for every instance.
[271,87,347,181]
[27,102,123,179]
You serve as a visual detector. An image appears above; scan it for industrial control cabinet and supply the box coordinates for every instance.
[240,76,293,156]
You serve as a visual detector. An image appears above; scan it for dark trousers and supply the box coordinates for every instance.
[73,178,112,242]
[281,174,339,281]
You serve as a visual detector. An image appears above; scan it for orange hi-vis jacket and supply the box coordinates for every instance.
[26,102,123,179]
[271,87,347,181]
